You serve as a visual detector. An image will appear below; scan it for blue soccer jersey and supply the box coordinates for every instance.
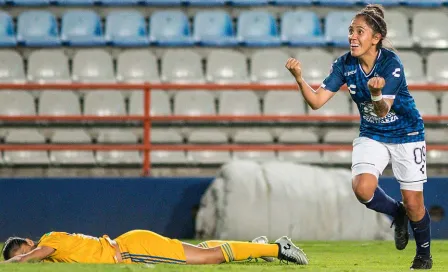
[321,48,424,144]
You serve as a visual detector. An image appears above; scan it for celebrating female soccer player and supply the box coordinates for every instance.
[285,4,432,270]
[1,229,308,265]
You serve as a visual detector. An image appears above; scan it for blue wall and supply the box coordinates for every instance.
[0,176,446,241]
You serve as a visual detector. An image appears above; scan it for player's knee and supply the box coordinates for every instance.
[403,196,424,217]
[204,248,225,264]
[352,174,377,202]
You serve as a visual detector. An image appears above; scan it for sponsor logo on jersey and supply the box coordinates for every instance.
[348,84,357,94]
[344,69,357,76]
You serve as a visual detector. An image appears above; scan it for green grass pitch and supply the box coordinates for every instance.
[1,240,447,271]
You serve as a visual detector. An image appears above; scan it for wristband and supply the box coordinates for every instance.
[371,94,383,102]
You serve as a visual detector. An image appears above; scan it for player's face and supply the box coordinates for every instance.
[348,16,380,57]
[10,239,35,258]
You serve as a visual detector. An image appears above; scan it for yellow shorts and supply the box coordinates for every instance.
[114,230,186,265]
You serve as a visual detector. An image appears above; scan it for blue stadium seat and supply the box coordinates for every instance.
[404,0,443,7]
[105,11,149,47]
[0,12,16,47]
[11,0,50,6]
[318,0,357,6]
[55,0,94,5]
[229,0,269,5]
[149,11,194,46]
[61,11,105,46]
[273,0,312,5]
[193,11,238,46]
[281,11,326,46]
[17,11,61,47]
[359,0,401,6]
[98,0,139,5]
[325,11,355,47]
[237,11,281,47]
[145,0,182,5]
[187,0,226,5]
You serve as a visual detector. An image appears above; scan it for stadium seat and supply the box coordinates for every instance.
[11,0,50,5]
[263,91,306,115]
[96,130,141,164]
[55,0,94,5]
[427,51,448,83]
[144,0,181,5]
[98,0,139,5]
[273,0,312,5]
[229,0,268,5]
[0,91,36,116]
[72,49,115,82]
[250,50,292,83]
[193,11,238,46]
[187,130,230,164]
[404,0,443,7]
[161,50,204,82]
[325,11,355,47]
[84,91,126,116]
[426,150,448,164]
[440,93,448,115]
[174,91,216,116]
[410,92,438,116]
[323,150,352,164]
[308,93,351,115]
[17,11,61,46]
[278,129,319,143]
[61,11,105,46]
[295,49,334,84]
[413,12,448,48]
[281,11,326,47]
[384,11,413,48]
[0,50,26,82]
[0,12,17,47]
[105,11,149,47]
[3,129,49,165]
[425,128,448,144]
[219,91,260,115]
[27,50,70,82]
[318,0,357,6]
[397,51,425,84]
[323,129,359,144]
[232,130,275,162]
[278,151,322,164]
[129,90,171,116]
[50,130,96,165]
[359,0,401,6]
[206,50,248,83]
[151,129,186,164]
[149,11,194,46]
[188,0,226,6]
[237,11,281,47]
[39,91,81,116]
[116,50,159,82]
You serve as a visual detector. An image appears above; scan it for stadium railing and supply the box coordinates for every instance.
[0,82,447,176]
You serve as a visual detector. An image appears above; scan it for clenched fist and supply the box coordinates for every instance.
[367,76,385,96]
[285,58,303,81]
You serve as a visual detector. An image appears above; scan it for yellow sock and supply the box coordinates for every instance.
[197,240,231,248]
[219,242,279,262]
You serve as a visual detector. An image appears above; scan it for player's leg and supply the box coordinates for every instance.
[389,141,432,269]
[184,236,308,265]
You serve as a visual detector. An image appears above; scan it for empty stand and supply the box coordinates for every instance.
[250,50,292,83]
[129,90,171,116]
[232,130,275,162]
[0,50,25,82]
[149,11,194,46]
[0,12,16,47]
[39,91,81,116]
[219,91,260,115]
[384,11,413,48]
[161,50,204,82]
[83,91,126,116]
[187,130,230,164]
[413,11,448,48]
[237,11,281,47]
[263,91,306,115]
[96,130,141,164]
[193,11,238,46]
[174,91,216,116]
[105,11,149,47]
[325,11,355,47]
[410,91,438,116]
[17,11,60,46]
[427,51,448,84]
[27,50,70,82]
[4,129,49,165]
[116,50,159,83]
[0,91,36,116]
[50,130,96,164]
[398,51,425,84]
[61,10,105,46]
[151,129,186,164]
[72,49,115,82]
[295,49,334,84]
[206,50,248,83]
[281,11,326,46]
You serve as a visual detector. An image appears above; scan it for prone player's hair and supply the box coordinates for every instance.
[2,237,28,260]
[355,4,388,50]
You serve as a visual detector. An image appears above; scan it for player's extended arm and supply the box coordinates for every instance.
[1,246,55,263]
[285,58,336,110]
[367,76,394,118]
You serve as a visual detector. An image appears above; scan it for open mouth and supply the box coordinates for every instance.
[350,43,359,49]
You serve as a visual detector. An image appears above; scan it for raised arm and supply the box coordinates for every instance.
[1,246,55,263]
[285,58,337,110]
[367,76,394,118]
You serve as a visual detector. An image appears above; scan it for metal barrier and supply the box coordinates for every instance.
[0,82,447,176]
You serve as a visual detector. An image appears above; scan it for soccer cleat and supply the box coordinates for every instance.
[391,202,410,250]
[410,255,433,270]
[251,236,274,262]
[275,236,309,265]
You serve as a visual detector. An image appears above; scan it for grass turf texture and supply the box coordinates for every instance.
[1,240,447,271]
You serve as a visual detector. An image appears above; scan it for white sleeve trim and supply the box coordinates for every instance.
[382,95,395,99]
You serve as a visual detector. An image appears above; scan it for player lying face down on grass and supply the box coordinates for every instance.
[1,229,308,265]
[285,3,432,270]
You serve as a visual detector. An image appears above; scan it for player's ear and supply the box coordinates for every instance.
[25,238,35,247]
[372,33,381,45]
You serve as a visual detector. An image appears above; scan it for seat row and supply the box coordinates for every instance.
[1,128,447,165]
[0,9,447,48]
[0,89,445,117]
[2,48,448,85]
[0,0,445,7]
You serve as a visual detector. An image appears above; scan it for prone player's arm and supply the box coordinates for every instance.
[1,246,55,263]
[285,58,340,110]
